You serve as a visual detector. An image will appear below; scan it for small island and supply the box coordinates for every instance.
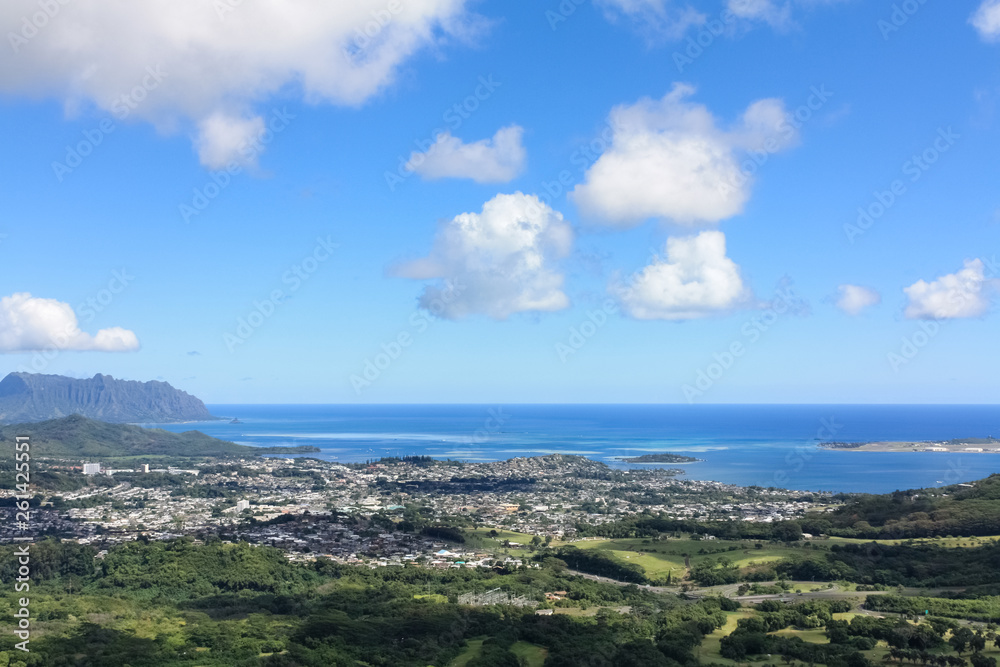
[821,437,1000,453]
[614,453,703,464]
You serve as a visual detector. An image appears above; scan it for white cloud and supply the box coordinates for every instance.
[570,84,797,227]
[835,284,881,316]
[594,0,706,40]
[394,193,573,320]
[196,112,266,170]
[728,0,852,30]
[904,259,997,320]
[617,231,750,320]
[0,293,139,352]
[972,0,1000,41]
[406,125,526,183]
[728,0,793,29]
[1,0,474,167]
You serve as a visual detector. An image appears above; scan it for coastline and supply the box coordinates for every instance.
[820,439,1000,453]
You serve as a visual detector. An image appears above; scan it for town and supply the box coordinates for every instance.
[1,453,829,570]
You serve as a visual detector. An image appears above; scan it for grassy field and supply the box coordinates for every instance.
[448,639,484,667]
[699,610,754,665]
[447,638,547,667]
[698,607,1000,667]
[555,534,1000,585]
[827,535,1000,548]
[564,537,806,580]
[465,528,542,550]
[510,641,548,667]
[552,605,631,617]
[770,626,830,643]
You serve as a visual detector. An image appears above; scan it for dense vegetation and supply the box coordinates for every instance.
[866,594,1000,623]
[578,476,1000,544]
[0,538,734,666]
[800,475,1000,539]
[574,513,806,542]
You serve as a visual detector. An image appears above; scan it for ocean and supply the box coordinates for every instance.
[147,404,1000,494]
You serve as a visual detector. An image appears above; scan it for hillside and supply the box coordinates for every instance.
[0,414,318,458]
[801,474,1000,538]
[0,372,216,424]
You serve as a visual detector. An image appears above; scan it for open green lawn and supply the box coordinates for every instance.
[552,605,630,617]
[699,610,754,665]
[465,528,542,550]
[448,639,484,667]
[770,626,830,643]
[447,638,547,667]
[563,537,806,580]
[510,641,548,667]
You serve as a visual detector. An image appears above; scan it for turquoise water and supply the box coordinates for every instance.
[148,404,1000,493]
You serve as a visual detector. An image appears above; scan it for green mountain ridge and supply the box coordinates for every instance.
[0,414,318,458]
[801,474,1000,539]
[0,372,217,423]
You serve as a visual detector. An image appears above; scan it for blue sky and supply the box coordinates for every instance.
[1,0,999,404]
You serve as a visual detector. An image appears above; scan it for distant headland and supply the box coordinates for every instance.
[820,437,1000,453]
[0,372,218,424]
[0,414,318,458]
[613,453,703,464]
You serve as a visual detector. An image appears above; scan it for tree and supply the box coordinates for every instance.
[950,628,975,655]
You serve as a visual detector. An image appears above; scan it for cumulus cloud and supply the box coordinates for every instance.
[0,293,139,352]
[904,259,998,320]
[570,84,798,228]
[594,0,706,40]
[835,284,881,316]
[405,125,526,183]
[1,0,473,167]
[972,0,1000,41]
[394,193,573,320]
[616,231,750,320]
